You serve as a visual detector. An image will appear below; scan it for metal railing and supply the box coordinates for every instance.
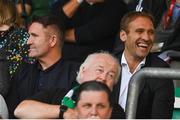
[125,67,180,119]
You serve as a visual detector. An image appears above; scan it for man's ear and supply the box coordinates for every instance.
[49,35,57,47]
[119,30,127,42]
[80,66,86,75]
[79,66,85,80]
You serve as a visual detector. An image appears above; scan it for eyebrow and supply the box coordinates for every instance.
[97,103,107,106]
[97,65,116,74]
[30,32,38,37]
[135,27,154,31]
[96,65,103,69]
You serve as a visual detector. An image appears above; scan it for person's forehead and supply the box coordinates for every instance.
[90,62,117,74]
[91,55,116,66]
[79,91,108,101]
[29,23,43,32]
[29,22,50,34]
[128,17,154,29]
[30,22,43,28]
[88,57,117,74]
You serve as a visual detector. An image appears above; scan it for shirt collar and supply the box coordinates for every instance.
[121,52,146,72]
[37,58,63,72]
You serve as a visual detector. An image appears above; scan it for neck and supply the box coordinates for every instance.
[124,52,143,73]
[38,51,62,70]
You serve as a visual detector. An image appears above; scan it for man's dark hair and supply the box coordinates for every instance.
[120,11,155,33]
[76,81,113,107]
[31,15,65,47]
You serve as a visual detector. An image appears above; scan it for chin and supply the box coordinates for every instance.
[88,116,100,119]
[136,54,147,60]
[28,53,37,58]
[138,51,149,58]
[28,54,33,58]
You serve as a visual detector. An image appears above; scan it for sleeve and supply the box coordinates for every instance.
[5,69,22,118]
[75,0,128,45]
[151,78,175,118]
[28,89,67,105]
[27,90,55,103]
[0,52,10,96]
[161,17,180,51]
[0,95,9,119]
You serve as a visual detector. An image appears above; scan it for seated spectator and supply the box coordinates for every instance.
[157,0,180,30]
[14,52,125,119]
[51,0,128,62]
[5,15,79,118]
[154,0,180,53]
[113,11,174,118]
[113,0,168,54]
[74,81,113,119]
[157,0,180,62]
[0,0,34,79]
[158,17,180,62]
[0,94,9,119]
[161,18,180,52]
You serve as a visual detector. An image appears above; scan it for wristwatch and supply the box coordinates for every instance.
[59,105,68,119]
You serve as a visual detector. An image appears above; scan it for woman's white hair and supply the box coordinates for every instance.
[76,51,121,85]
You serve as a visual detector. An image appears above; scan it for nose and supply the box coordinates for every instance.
[142,32,151,41]
[27,36,33,45]
[90,107,98,116]
[97,73,107,83]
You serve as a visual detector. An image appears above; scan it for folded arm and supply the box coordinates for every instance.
[14,100,60,119]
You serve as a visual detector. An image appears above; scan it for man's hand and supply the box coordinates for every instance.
[63,108,78,119]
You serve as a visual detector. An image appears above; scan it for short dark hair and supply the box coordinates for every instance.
[76,81,113,107]
[31,15,65,47]
[120,11,155,33]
